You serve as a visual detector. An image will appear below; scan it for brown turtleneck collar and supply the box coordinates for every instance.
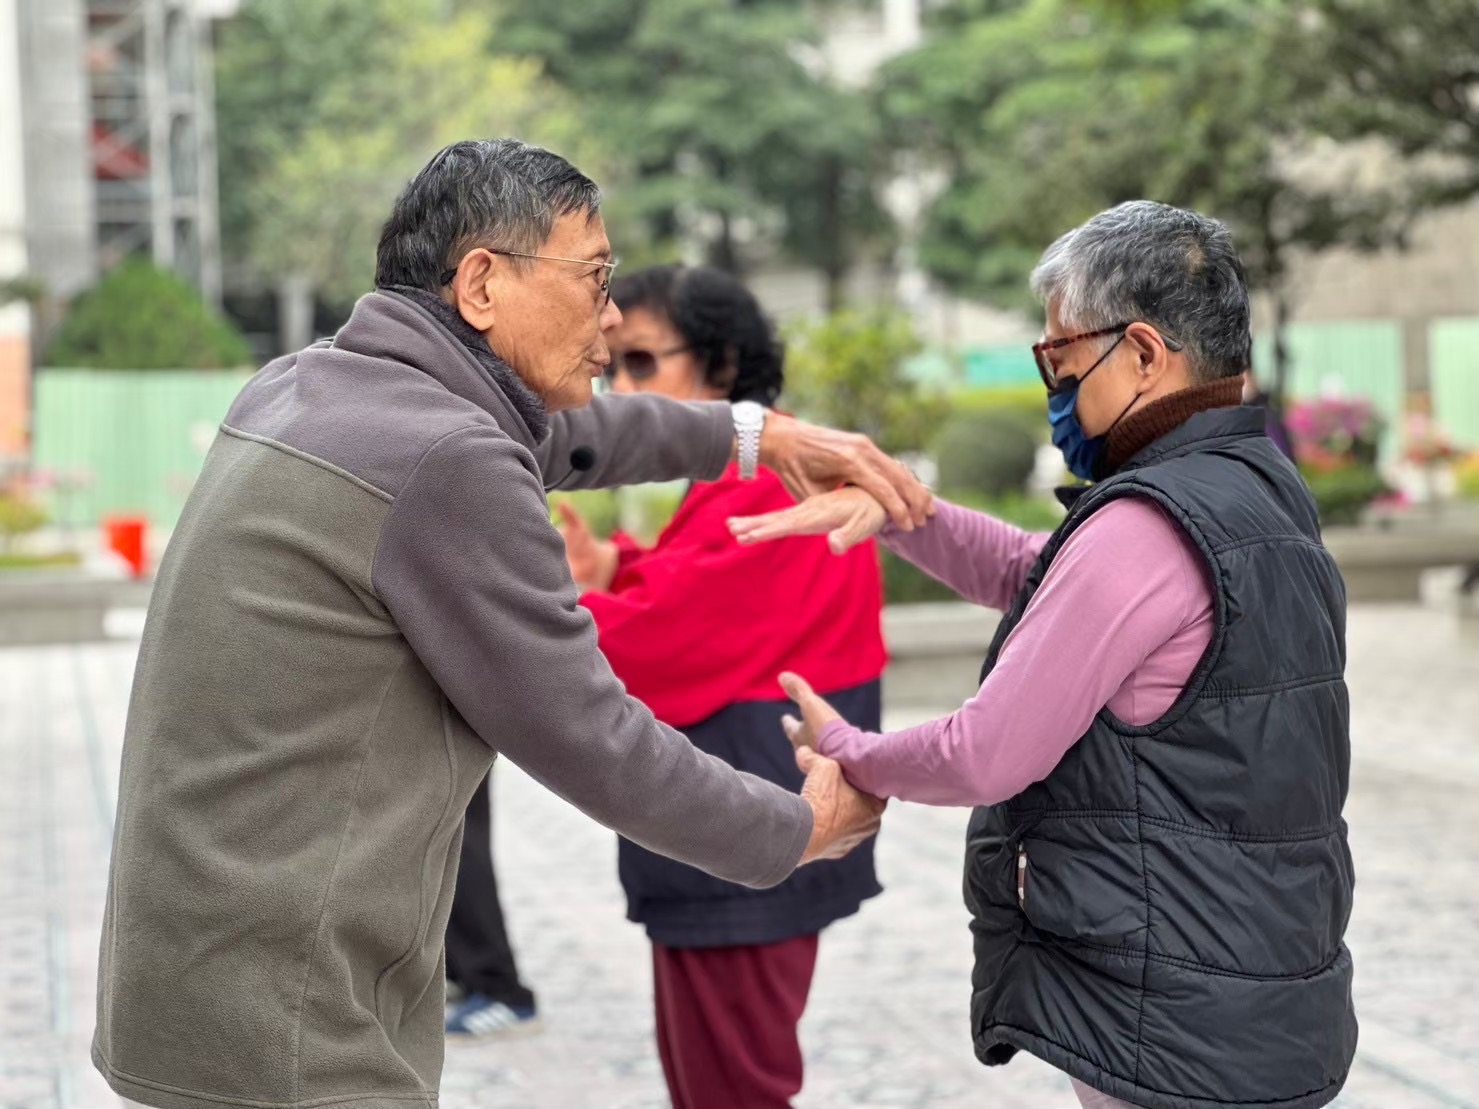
[1103,376,1245,474]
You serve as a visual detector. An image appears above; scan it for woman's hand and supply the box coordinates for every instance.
[727,486,901,554]
[780,672,885,864]
[756,413,933,531]
[556,502,619,592]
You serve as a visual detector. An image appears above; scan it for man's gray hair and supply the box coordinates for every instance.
[375,139,601,291]
[1030,201,1251,382]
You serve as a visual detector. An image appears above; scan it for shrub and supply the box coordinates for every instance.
[1456,454,1479,501]
[1299,464,1390,527]
[782,309,950,455]
[0,492,48,554]
[933,410,1040,497]
[46,258,251,370]
[883,491,1063,605]
[948,384,1048,442]
[940,488,1064,531]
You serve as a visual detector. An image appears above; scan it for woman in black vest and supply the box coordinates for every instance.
[730,202,1356,1109]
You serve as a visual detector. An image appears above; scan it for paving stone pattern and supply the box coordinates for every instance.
[1,603,1475,1108]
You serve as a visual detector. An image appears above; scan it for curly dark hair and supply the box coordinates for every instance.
[609,264,784,405]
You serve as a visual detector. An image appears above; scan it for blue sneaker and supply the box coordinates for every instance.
[445,993,542,1038]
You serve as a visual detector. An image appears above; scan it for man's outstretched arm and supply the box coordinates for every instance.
[540,393,932,530]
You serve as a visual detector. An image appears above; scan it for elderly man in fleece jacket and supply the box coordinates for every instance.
[94,138,930,1109]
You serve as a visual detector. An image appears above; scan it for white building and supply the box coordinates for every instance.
[1,0,224,463]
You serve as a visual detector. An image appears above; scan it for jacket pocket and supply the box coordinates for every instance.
[1015,831,1145,948]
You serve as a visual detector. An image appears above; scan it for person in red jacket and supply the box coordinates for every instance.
[557,264,888,1109]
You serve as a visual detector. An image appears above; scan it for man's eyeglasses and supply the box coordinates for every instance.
[440,249,619,306]
[605,345,691,383]
[1031,322,1183,389]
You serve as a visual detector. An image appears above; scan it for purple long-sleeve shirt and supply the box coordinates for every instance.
[816,497,1214,807]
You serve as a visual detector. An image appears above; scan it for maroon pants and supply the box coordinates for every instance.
[651,934,820,1109]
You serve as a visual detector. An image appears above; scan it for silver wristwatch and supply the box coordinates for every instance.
[731,400,767,480]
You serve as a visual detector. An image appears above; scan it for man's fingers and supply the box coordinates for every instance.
[845,447,913,530]
[795,745,820,773]
[894,456,933,526]
[844,442,930,530]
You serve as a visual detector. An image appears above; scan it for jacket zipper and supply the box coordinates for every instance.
[1016,844,1028,909]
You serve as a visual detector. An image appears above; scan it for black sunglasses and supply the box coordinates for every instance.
[605,345,691,383]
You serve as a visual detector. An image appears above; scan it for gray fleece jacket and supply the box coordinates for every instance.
[92,289,813,1109]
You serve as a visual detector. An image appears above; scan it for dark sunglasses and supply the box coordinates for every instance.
[605,345,691,383]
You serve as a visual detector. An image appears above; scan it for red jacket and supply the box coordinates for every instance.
[580,465,887,729]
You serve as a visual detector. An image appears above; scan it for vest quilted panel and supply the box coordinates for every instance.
[965,407,1357,1109]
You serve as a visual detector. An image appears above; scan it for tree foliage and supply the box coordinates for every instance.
[496,0,890,301]
[215,0,602,303]
[781,309,947,455]
[886,0,1397,301]
[1294,0,1479,206]
[881,0,1411,397]
[46,259,251,370]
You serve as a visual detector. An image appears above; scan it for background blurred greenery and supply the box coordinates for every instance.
[208,0,1476,409]
[23,0,1479,586]
[46,260,251,371]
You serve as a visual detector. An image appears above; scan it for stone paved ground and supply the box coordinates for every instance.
[2,600,1476,1109]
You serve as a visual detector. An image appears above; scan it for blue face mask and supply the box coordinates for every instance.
[1048,379,1104,482]
[1046,333,1126,482]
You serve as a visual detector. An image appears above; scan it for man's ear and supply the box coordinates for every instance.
[449,249,499,332]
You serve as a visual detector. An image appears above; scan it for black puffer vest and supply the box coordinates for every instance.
[965,406,1357,1109]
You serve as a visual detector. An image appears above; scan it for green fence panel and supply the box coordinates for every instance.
[962,345,1039,388]
[903,350,958,387]
[1253,320,1405,460]
[33,369,251,529]
[1430,318,1479,449]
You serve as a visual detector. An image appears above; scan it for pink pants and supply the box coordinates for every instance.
[1073,1077,1145,1108]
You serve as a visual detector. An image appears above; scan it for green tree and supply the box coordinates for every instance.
[1295,0,1479,204]
[215,0,605,332]
[46,258,251,369]
[497,0,889,305]
[882,0,1399,399]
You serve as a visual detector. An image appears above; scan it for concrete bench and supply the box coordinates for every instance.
[882,602,1001,708]
[1325,523,1479,603]
[0,573,153,647]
